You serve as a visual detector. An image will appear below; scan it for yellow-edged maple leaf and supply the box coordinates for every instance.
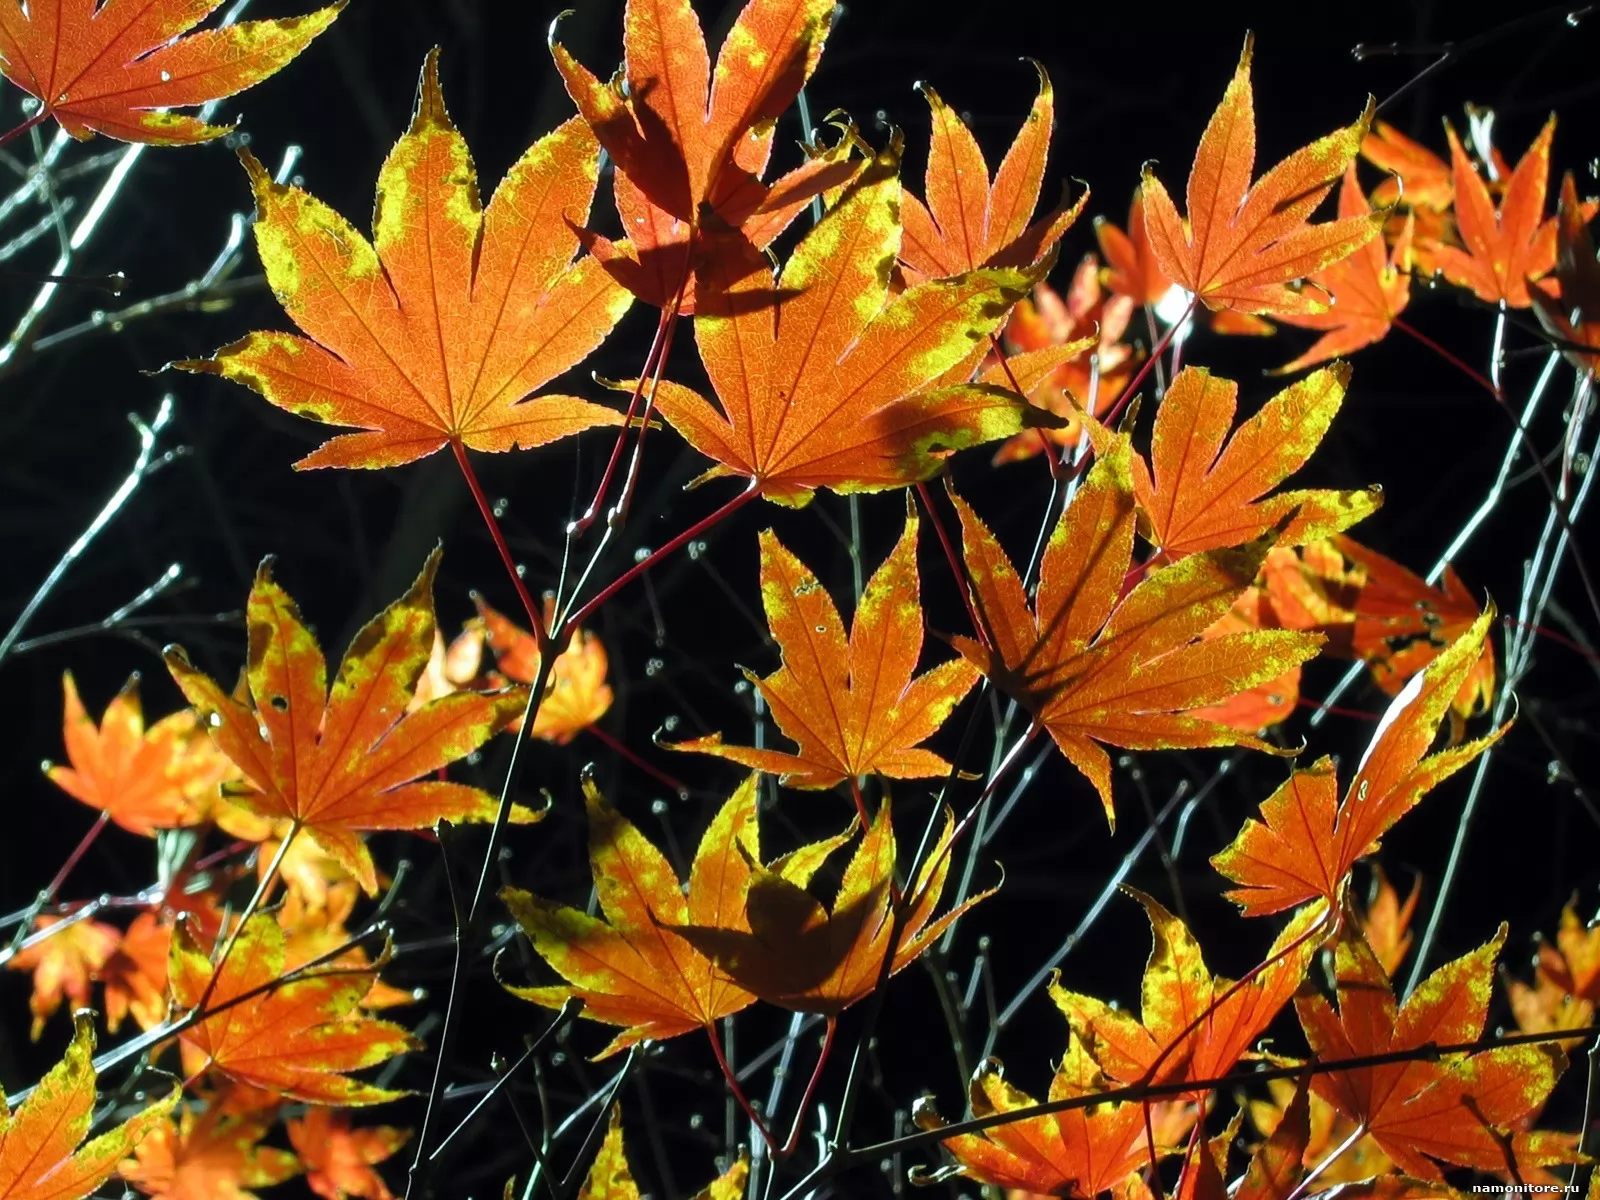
[285,1108,409,1200]
[499,776,760,1057]
[118,1108,300,1200]
[1117,364,1381,559]
[1363,121,1453,212]
[1213,614,1502,919]
[949,437,1323,823]
[164,548,528,895]
[911,1043,1153,1195]
[1434,116,1558,308]
[651,146,1061,505]
[989,263,1136,465]
[170,912,416,1104]
[552,0,832,229]
[0,0,340,145]
[44,673,206,836]
[1508,903,1600,1047]
[1296,927,1576,1180]
[1050,892,1324,1087]
[1186,587,1302,734]
[1275,167,1414,372]
[1140,36,1381,318]
[899,63,1082,281]
[179,51,631,470]
[7,914,119,1040]
[474,597,613,745]
[670,511,977,788]
[671,801,991,1013]
[577,1106,747,1200]
[0,1012,176,1200]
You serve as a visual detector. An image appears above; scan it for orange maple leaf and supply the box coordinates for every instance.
[1296,928,1576,1180]
[949,437,1322,822]
[1357,866,1421,978]
[1363,121,1454,212]
[1275,167,1414,372]
[1333,534,1497,722]
[102,911,172,1034]
[989,264,1136,465]
[1434,116,1559,308]
[1509,902,1600,1047]
[474,597,613,745]
[1247,1078,1395,1187]
[170,912,417,1104]
[0,0,340,145]
[1114,364,1381,559]
[44,673,211,836]
[671,801,990,1013]
[669,511,977,789]
[285,1108,409,1200]
[651,148,1060,504]
[0,1013,176,1200]
[1532,173,1600,378]
[179,52,631,470]
[117,1107,300,1200]
[1051,892,1324,1087]
[500,776,760,1057]
[911,1044,1153,1195]
[898,63,1083,281]
[1212,614,1503,919]
[1140,36,1381,318]
[7,914,119,1040]
[165,549,528,895]
[1186,587,1302,734]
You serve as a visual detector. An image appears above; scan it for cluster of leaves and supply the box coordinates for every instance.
[0,0,1596,1197]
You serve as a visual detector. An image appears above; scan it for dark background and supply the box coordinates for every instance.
[2,1,1599,1196]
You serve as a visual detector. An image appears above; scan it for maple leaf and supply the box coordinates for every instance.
[102,912,171,1034]
[1140,36,1381,317]
[278,882,415,1011]
[1212,613,1503,919]
[500,776,760,1057]
[44,672,202,836]
[1508,903,1600,1047]
[989,264,1137,465]
[7,914,119,1040]
[179,51,631,470]
[1186,588,1302,734]
[1247,1078,1394,1187]
[1333,534,1497,723]
[1115,364,1382,559]
[898,63,1083,281]
[650,147,1062,505]
[165,549,528,895]
[1275,167,1414,372]
[474,597,613,744]
[0,0,340,145]
[169,911,417,1104]
[577,1106,747,1200]
[1357,866,1421,977]
[1363,122,1454,212]
[672,800,990,1013]
[1296,927,1576,1180]
[949,438,1323,822]
[285,1108,409,1200]
[669,511,978,788]
[1532,173,1600,378]
[117,1108,300,1200]
[0,1012,176,1200]
[910,1043,1153,1195]
[1050,891,1324,1087]
[1434,116,1559,308]
[552,0,832,226]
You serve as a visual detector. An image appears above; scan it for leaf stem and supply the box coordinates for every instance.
[194,822,298,1016]
[0,108,47,149]
[451,438,549,649]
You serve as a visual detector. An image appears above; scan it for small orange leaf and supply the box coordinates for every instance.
[170,912,417,1104]
[118,1107,301,1200]
[7,914,120,1040]
[179,52,631,470]
[670,511,977,788]
[165,549,528,895]
[0,1012,176,1200]
[1357,866,1421,977]
[0,0,340,145]
[285,1108,409,1200]
[474,598,613,745]
[1363,121,1453,212]
[950,438,1323,823]
[102,912,172,1034]
[1140,36,1381,317]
